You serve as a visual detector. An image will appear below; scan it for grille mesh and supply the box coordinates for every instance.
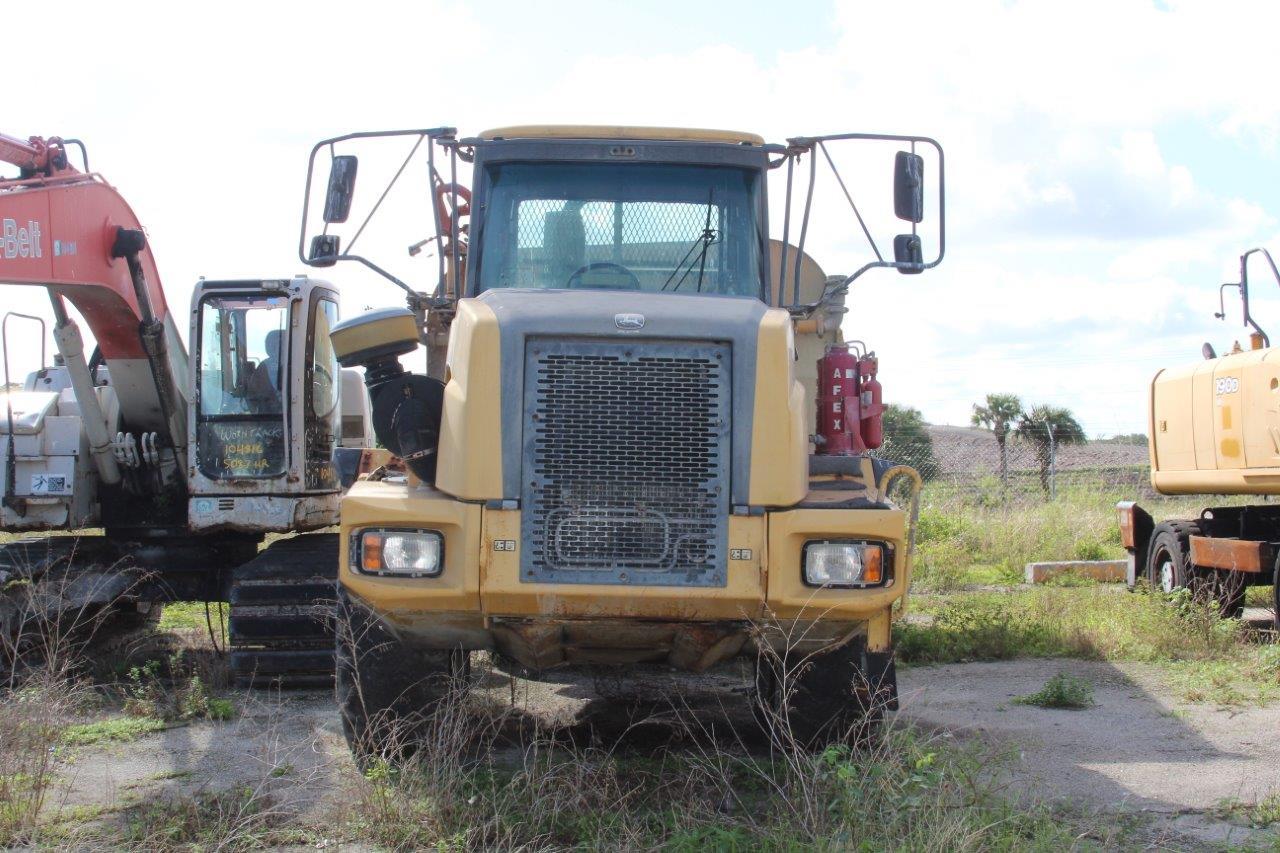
[521,339,730,587]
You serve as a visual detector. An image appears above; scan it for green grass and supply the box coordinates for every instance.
[1214,793,1280,828]
[1012,672,1095,709]
[338,730,1110,851]
[120,787,312,850]
[60,716,167,747]
[897,586,1280,706]
[899,586,1240,663]
[1162,645,1280,707]
[122,655,236,722]
[156,602,228,640]
[902,484,1280,706]
[911,486,1250,592]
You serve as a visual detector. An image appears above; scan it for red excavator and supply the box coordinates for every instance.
[0,132,371,685]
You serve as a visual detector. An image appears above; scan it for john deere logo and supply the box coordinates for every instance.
[614,313,645,331]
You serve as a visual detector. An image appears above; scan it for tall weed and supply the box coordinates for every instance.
[897,586,1242,665]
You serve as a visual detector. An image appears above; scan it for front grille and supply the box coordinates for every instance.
[521,338,730,587]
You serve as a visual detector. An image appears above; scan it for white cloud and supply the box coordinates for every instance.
[3,0,1279,437]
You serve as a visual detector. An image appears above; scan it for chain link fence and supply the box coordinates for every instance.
[875,425,1153,503]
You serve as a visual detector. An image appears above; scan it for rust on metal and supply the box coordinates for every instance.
[1189,535,1271,573]
[489,618,752,672]
[1117,501,1137,548]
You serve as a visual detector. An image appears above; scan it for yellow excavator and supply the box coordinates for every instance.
[1120,248,1280,621]
[299,125,945,748]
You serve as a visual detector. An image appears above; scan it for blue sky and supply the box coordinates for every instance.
[4,0,1279,436]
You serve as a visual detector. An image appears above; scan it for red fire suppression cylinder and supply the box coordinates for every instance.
[859,355,885,450]
[816,344,866,455]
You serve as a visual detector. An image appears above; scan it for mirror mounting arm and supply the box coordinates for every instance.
[775,131,946,307]
[1234,247,1280,348]
[786,258,932,318]
[298,126,460,293]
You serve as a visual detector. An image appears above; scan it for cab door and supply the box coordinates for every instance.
[297,287,342,491]
[192,289,291,485]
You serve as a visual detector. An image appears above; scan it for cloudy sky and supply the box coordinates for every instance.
[4,0,1279,436]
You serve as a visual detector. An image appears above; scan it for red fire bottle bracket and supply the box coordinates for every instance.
[815,344,884,455]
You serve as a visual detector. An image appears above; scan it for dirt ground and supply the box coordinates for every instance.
[46,658,1280,849]
[900,658,1280,848]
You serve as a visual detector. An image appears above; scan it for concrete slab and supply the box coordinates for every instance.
[1026,560,1126,584]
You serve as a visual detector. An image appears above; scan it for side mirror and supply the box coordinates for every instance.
[309,234,341,267]
[893,151,924,223]
[893,234,923,274]
[322,155,359,224]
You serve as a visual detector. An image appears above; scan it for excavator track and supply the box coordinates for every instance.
[228,532,339,689]
[0,534,181,678]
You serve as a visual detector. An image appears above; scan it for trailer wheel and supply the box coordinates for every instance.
[755,637,890,748]
[335,591,469,761]
[1146,521,1199,594]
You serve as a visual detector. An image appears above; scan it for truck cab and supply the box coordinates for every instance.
[304,124,944,750]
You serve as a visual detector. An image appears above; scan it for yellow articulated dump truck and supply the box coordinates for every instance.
[298,125,945,749]
[1119,248,1280,621]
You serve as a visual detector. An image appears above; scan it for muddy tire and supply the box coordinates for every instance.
[335,590,469,760]
[756,637,889,748]
[1147,521,1247,616]
[1146,521,1199,594]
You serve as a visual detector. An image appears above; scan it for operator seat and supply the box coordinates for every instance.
[544,204,585,287]
[246,329,284,413]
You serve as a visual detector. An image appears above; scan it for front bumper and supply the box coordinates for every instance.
[338,480,909,670]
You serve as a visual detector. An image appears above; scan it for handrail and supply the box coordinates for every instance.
[1,311,47,515]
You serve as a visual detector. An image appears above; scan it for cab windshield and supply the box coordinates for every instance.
[476,162,763,298]
[196,294,288,479]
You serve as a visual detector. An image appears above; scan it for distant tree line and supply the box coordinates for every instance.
[880,404,941,481]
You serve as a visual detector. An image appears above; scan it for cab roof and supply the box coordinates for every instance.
[476,125,765,146]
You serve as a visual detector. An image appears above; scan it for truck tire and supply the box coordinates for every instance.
[1147,520,1245,616]
[755,637,889,748]
[335,590,469,759]
[1273,553,1280,631]
[1146,520,1199,594]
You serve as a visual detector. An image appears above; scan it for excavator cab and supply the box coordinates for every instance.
[0,131,379,687]
[186,276,356,532]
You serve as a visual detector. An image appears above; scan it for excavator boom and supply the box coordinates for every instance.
[0,136,185,442]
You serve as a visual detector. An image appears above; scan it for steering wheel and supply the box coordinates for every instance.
[566,262,640,290]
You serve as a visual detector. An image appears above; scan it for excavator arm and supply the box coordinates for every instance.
[0,133,188,479]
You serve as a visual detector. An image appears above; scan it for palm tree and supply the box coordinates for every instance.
[971,393,1023,486]
[1015,405,1086,498]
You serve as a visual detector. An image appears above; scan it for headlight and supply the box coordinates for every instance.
[356,529,443,577]
[803,540,887,588]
